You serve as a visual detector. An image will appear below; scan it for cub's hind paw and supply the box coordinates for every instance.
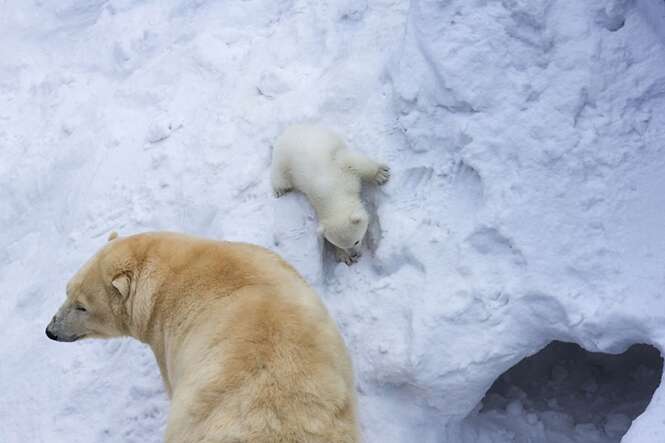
[374,165,390,185]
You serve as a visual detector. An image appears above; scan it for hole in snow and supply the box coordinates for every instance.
[463,341,663,443]
[595,6,627,32]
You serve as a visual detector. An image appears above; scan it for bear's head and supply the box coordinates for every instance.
[320,207,369,253]
[46,232,134,342]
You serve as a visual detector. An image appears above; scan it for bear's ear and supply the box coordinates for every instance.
[350,214,362,224]
[107,231,119,242]
[317,225,325,236]
[111,273,131,299]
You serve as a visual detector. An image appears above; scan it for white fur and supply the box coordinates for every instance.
[271,124,389,264]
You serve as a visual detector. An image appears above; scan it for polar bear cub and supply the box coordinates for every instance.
[272,124,390,264]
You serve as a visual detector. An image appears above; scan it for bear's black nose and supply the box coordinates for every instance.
[45,327,58,341]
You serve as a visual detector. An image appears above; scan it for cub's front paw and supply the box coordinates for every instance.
[336,248,361,266]
[273,187,292,198]
[374,165,390,185]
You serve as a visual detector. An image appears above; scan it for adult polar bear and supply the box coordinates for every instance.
[46,232,359,443]
[272,125,390,265]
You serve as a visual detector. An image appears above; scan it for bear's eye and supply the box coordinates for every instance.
[354,240,360,246]
[75,305,87,312]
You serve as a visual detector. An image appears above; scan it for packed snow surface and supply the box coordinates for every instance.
[1,0,665,442]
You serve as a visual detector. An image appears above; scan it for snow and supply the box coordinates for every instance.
[1,0,665,442]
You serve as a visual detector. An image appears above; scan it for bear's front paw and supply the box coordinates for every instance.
[374,165,390,185]
[336,248,361,266]
[273,187,292,198]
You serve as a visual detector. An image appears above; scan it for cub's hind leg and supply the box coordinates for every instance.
[340,151,390,185]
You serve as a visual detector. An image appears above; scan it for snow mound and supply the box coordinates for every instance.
[1,0,665,442]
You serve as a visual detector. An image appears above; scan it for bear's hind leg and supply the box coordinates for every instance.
[341,151,390,185]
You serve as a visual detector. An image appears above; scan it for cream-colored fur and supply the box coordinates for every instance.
[46,232,359,443]
[271,124,390,265]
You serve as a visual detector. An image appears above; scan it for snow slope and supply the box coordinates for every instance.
[1,0,665,442]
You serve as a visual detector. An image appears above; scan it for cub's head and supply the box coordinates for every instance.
[320,207,369,253]
[46,232,134,342]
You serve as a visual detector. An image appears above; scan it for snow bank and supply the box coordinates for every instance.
[1,0,665,442]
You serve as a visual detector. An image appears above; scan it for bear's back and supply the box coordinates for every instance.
[128,232,359,442]
[275,125,360,203]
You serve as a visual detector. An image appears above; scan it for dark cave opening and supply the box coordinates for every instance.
[468,341,663,442]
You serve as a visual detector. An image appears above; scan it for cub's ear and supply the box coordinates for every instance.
[107,231,119,242]
[350,214,362,224]
[112,273,131,299]
[317,225,325,236]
